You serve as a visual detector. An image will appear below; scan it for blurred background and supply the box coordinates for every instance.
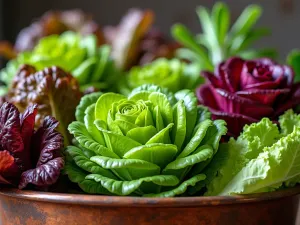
[0,0,298,62]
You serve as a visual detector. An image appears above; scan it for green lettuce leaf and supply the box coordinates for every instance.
[144,174,206,197]
[205,112,300,196]
[76,92,103,123]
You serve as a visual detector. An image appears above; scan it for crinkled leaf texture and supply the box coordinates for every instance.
[205,110,300,196]
[0,103,64,189]
[66,84,227,196]
[7,65,81,145]
[19,116,65,189]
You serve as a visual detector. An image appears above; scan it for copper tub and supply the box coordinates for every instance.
[0,187,300,225]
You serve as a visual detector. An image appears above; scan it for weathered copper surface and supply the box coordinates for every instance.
[0,187,300,225]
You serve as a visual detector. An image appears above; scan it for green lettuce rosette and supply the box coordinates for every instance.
[65,85,227,196]
[118,58,204,95]
[0,31,120,95]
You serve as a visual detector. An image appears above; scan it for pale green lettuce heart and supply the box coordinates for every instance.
[148,92,173,126]
[95,93,126,122]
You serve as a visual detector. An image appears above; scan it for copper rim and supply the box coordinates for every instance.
[0,186,300,207]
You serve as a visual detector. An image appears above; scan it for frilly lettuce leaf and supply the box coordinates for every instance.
[205,110,300,196]
[279,109,300,136]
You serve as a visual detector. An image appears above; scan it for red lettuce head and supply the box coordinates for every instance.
[197,57,300,137]
[0,102,64,189]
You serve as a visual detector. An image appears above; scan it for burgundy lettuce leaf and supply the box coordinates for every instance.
[18,157,64,189]
[19,116,64,189]
[0,150,20,185]
[0,102,25,170]
[32,116,63,167]
[8,65,82,145]
[19,104,38,169]
[197,57,300,137]
[0,102,64,189]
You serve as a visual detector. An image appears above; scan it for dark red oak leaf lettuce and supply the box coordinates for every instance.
[197,57,300,137]
[7,65,82,145]
[0,102,64,189]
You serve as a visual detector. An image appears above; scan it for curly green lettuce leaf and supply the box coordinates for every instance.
[205,112,300,196]
[217,127,300,195]
[279,109,300,135]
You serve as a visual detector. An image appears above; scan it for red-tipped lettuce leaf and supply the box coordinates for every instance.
[8,65,82,145]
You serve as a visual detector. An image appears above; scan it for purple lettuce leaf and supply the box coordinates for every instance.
[19,116,64,189]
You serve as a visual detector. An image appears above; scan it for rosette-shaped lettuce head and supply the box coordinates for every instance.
[197,57,300,137]
[0,31,120,95]
[118,58,203,95]
[65,85,227,196]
